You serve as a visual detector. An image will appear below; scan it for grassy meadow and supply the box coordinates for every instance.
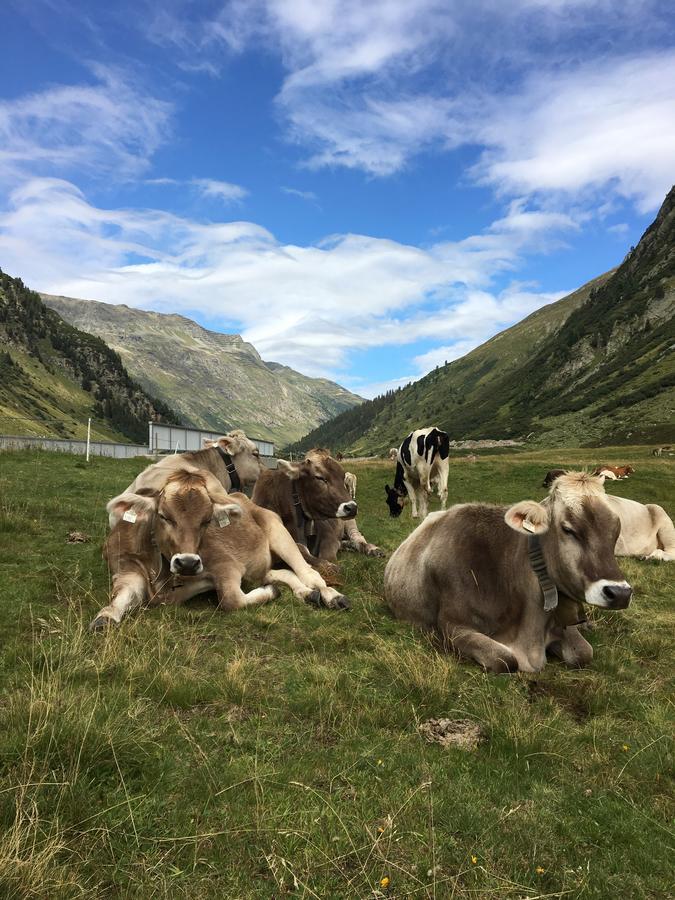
[0,447,673,899]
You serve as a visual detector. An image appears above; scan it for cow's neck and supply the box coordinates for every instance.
[216,447,241,491]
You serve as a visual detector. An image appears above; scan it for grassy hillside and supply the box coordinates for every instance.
[288,186,675,456]
[0,447,672,897]
[42,294,363,446]
[0,271,181,443]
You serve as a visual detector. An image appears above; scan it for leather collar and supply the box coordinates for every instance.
[215,446,241,492]
[527,534,559,611]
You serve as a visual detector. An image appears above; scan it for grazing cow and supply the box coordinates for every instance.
[344,472,357,499]
[604,495,675,561]
[385,473,632,673]
[130,430,262,496]
[252,448,380,562]
[542,469,567,488]
[592,465,635,479]
[388,448,398,461]
[148,469,350,610]
[385,427,450,519]
[652,446,672,457]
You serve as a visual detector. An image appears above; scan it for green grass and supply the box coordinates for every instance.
[0,448,673,898]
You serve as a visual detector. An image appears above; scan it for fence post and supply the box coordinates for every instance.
[86,418,91,462]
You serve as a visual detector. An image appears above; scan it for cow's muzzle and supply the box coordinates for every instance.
[171,553,204,576]
[585,579,632,609]
[336,501,358,519]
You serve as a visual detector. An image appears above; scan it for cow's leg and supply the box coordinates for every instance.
[441,624,519,673]
[436,471,448,510]
[650,506,675,560]
[149,575,213,607]
[264,569,349,610]
[403,478,419,517]
[215,576,280,612]
[90,571,147,630]
[418,488,429,519]
[265,522,350,609]
[341,517,384,557]
[547,626,593,668]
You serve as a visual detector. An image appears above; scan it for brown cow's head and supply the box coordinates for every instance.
[204,429,263,487]
[505,472,632,610]
[151,468,242,575]
[278,449,357,521]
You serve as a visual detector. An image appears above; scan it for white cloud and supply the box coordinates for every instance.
[191,178,248,203]
[470,52,675,212]
[0,177,573,384]
[281,186,319,202]
[0,64,172,183]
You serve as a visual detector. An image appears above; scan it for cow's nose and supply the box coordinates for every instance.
[171,553,203,575]
[337,500,358,519]
[602,583,633,608]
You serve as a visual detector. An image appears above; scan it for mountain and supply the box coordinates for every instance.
[41,295,363,447]
[287,186,675,454]
[0,270,181,443]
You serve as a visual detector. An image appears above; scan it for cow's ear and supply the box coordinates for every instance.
[107,492,157,528]
[277,459,301,480]
[505,500,549,535]
[202,471,231,503]
[212,502,243,527]
[203,438,217,448]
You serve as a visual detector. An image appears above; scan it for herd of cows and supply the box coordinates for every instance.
[92,426,674,674]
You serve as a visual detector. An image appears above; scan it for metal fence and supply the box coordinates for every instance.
[0,434,148,458]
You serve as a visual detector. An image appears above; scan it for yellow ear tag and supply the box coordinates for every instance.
[522,519,536,533]
[122,510,137,524]
[216,511,230,528]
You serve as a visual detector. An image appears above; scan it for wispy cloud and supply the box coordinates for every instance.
[140,1,673,214]
[191,178,248,203]
[0,177,576,386]
[281,186,319,202]
[0,64,172,183]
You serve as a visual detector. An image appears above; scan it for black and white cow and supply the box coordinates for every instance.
[385,426,450,519]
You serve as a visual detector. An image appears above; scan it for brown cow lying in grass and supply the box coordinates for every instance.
[92,466,349,629]
[385,473,632,673]
[592,464,635,479]
[253,448,382,561]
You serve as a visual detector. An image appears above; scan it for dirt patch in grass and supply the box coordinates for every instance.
[418,718,486,750]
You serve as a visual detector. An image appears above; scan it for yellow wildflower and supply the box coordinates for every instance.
[536,866,545,875]
[380,876,390,889]
[622,744,630,752]
[471,855,478,865]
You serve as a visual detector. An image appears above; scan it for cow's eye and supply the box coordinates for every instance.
[315,475,327,483]
[561,524,577,538]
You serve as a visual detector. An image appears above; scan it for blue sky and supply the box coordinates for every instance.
[1,1,674,397]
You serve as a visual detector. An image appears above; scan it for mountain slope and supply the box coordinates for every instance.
[41,295,363,446]
[288,185,675,454]
[0,271,180,443]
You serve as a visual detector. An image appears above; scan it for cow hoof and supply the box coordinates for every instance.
[89,615,114,632]
[334,594,351,610]
[305,590,323,608]
[368,547,385,558]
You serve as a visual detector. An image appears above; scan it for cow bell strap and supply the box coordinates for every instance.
[527,534,559,611]
[216,447,241,491]
[291,484,315,545]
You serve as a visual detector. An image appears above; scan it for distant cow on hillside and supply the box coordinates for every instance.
[592,465,635,480]
[385,426,450,519]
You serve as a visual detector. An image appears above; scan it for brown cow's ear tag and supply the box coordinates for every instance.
[216,511,230,528]
[122,510,137,524]
[522,519,536,533]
